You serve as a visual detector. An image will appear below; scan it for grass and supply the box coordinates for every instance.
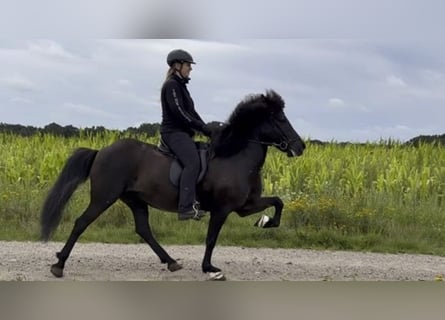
[1,132,445,256]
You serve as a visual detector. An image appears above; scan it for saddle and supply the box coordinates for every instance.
[157,138,209,188]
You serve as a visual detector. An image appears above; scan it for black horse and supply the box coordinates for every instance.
[40,89,306,280]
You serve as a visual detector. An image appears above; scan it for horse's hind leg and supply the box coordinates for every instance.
[121,193,181,272]
[50,198,116,278]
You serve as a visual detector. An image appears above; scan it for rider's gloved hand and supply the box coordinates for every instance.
[201,124,213,137]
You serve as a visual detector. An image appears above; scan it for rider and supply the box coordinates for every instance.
[160,49,212,221]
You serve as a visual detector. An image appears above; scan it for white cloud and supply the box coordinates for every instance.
[1,38,445,142]
[352,124,416,142]
[395,124,409,130]
[386,74,406,87]
[118,79,132,86]
[108,90,157,109]
[358,105,370,112]
[101,39,249,54]
[328,98,346,107]
[27,40,76,60]
[10,96,34,104]
[63,102,118,119]
[420,69,443,82]
[1,74,36,92]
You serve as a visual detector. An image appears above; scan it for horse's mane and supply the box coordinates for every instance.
[210,90,285,157]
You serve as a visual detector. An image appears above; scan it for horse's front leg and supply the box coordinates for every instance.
[202,209,230,280]
[236,196,283,228]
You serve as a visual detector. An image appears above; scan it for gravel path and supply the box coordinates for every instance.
[1,241,444,281]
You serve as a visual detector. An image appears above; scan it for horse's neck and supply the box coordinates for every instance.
[210,130,268,171]
[237,141,268,172]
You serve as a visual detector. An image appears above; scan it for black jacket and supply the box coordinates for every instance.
[160,74,206,136]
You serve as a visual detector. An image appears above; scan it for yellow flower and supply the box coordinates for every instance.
[434,274,443,282]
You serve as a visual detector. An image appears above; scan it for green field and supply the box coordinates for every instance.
[1,132,445,255]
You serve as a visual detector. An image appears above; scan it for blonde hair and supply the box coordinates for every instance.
[165,62,182,82]
[165,67,175,81]
[161,67,177,101]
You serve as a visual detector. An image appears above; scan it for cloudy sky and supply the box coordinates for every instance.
[1,1,444,142]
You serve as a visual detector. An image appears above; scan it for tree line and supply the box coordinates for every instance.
[405,134,445,146]
[1,122,445,146]
[0,122,160,138]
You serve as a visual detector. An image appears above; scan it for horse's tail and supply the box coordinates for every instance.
[40,147,98,241]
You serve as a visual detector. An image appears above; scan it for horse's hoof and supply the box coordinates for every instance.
[254,215,271,228]
[207,271,226,281]
[168,262,183,272]
[50,265,64,278]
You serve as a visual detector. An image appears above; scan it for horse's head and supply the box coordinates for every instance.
[255,90,306,157]
[211,90,306,158]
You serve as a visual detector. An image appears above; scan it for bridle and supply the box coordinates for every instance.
[248,117,298,152]
[248,139,290,151]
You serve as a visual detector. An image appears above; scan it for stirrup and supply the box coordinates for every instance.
[192,201,206,220]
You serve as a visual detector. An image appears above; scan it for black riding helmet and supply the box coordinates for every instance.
[167,49,196,67]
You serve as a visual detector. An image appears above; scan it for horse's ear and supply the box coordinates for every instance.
[265,90,285,110]
[265,89,275,99]
[261,93,269,105]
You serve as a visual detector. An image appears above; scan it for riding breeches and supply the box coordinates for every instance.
[161,131,200,213]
